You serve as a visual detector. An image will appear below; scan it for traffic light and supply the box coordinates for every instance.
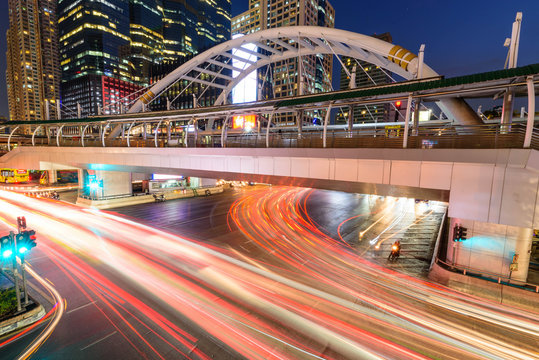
[17,230,36,255]
[459,226,467,241]
[452,225,460,242]
[453,224,468,241]
[394,101,402,121]
[1,235,13,259]
[17,216,26,229]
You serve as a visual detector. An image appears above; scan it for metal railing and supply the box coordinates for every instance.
[434,257,539,292]
[2,122,537,151]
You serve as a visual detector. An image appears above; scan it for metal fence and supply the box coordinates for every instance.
[2,122,537,151]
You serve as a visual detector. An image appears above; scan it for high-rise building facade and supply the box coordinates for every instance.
[58,0,137,115]
[58,0,231,116]
[6,0,61,123]
[232,0,335,124]
[129,0,165,85]
[338,33,393,124]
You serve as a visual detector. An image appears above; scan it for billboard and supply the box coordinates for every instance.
[233,115,257,131]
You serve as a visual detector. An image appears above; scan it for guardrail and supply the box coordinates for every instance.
[0,122,537,151]
[434,257,539,292]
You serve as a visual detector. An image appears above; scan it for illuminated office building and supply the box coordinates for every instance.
[58,0,138,115]
[232,0,335,125]
[339,33,393,124]
[162,0,231,61]
[129,0,165,86]
[6,0,60,123]
[59,0,231,116]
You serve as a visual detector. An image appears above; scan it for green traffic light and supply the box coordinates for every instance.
[18,246,28,254]
[2,249,12,258]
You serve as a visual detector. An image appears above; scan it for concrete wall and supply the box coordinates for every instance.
[98,170,132,197]
[447,217,533,282]
[1,147,537,228]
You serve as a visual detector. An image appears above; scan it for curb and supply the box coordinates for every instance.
[76,186,224,209]
[0,304,46,337]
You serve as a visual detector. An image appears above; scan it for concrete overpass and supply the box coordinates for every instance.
[1,145,537,284]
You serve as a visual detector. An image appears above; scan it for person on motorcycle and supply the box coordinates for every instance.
[392,240,401,256]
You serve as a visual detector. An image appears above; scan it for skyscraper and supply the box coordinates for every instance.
[58,0,231,116]
[232,0,335,125]
[129,0,165,86]
[6,0,61,123]
[339,33,393,124]
[58,0,138,116]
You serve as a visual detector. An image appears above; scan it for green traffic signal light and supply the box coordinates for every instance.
[0,235,12,259]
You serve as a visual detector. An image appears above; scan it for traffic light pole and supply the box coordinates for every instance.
[21,256,28,305]
[16,217,29,306]
[10,231,22,312]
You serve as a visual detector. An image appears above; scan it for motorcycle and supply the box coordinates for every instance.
[388,244,400,262]
[153,193,166,202]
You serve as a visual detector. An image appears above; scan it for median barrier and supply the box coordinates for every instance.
[429,261,539,314]
[0,303,45,337]
[76,186,224,209]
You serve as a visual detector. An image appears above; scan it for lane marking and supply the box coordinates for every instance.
[80,331,117,351]
[66,300,97,315]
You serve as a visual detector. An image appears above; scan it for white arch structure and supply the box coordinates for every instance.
[128,26,480,125]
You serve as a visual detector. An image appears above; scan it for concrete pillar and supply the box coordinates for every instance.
[78,169,84,191]
[347,106,354,132]
[81,170,132,199]
[48,170,57,184]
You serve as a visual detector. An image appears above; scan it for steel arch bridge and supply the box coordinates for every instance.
[128,26,480,125]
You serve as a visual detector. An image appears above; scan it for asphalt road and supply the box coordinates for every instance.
[0,186,536,359]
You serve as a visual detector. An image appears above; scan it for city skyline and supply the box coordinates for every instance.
[1,0,539,119]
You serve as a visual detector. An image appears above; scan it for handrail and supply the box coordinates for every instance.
[2,122,537,151]
[434,257,539,292]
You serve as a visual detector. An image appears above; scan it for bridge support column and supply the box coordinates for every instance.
[48,170,57,184]
[501,90,515,129]
[524,75,535,148]
[412,99,421,136]
[193,119,198,148]
[79,170,132,200]
[221,116,230,148]
[323,103,333,148]
[347,106,354,133]
[297,110,303,138]
[446,217,533,283]
[403,94,413,148]
[265,112,274,148]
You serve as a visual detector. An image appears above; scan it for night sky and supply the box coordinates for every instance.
[0,1,538,118]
